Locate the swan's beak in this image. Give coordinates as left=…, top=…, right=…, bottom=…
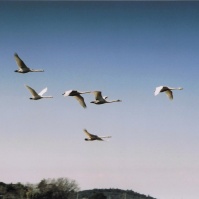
left=62, top=93, right=65, bottom=95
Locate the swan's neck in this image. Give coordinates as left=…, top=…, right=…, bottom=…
left=42, top=96, right=53, bottom=98
left=30, top=69, right=44, bottom=72
left=107, top=99, right=121, bottom=103
left=80, top=91, right=91, bottom=94
left=169, top=87, right=183, bottom=90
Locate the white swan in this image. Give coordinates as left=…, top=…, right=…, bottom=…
left=83, top=129, right=111, bottom=141
left=154, top=86, right=183, bottom=100
left=90, top=91, right=122, bottom=105
left=14, top=53, right=44, bottom=73
left=62, top=90, right=91, bottom=108
left=25, top=85, right=53, bottom=100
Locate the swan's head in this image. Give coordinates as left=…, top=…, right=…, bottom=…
left=85, top=138, right=89, bottom=141
left=179, top=87, right=183, bottom=90
left=29, top=98, right=33, bottom=100
left=14, top=70, right=18, bottom=72
left=90, top=101, right=95, bottom=104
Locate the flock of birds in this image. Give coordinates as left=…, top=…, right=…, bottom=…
left=14, top=53, right=183, bottom=141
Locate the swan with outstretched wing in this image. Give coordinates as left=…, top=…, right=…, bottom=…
left=25, top=85, right=53, bottom=100
left=62, top=90, right=91, bottom=108
left=83, top=129, right=111, bottom=141
left=90, top=91, right=121, bottom=105
left=154, top=86, right=183, bottom=100
left=14, top=53, right=44, bottom=73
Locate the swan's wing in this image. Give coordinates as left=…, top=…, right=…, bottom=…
left=154, top=86, right=163, bottom=96
left=165, top=90, right=173, bottom=100
left=73, top=94, right=87, bottom=108
left=84, top=129, right=94, bottom=139
left=93, top=91, right=104, bottom=101
left=25, top=85, right=39, bottom=97
left=14, top=53, right=29, bottom=70
left=63, top=90, right=73, bottom=96
left=39, top=87, right=47, bottom=96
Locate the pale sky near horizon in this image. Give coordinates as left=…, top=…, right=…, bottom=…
left=1, top=1, right=199, bottom=199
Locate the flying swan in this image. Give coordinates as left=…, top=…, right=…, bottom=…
left=62, top=90, right=91, bottom=108
left=14, top=53, right=44, bottom=73
left=154, top=86, right=183, bottom=100
left=25, top=85, right=53, bottom=100
left=90, top=91, right=122, bottom=105
left=83, top=129, right=112, bottom=141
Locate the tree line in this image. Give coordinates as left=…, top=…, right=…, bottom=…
left=0, top=178, right=157, bottom=199
left=0, top=178, right=79, bottom=199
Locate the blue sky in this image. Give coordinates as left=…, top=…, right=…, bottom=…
left=1, top=2, right=199, bottom=199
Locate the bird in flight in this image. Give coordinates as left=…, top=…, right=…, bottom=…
left=83, top=129, right=112, bottom=141
left=90, top=91, right=122, bottom=105
left=62, top=90, right=91, bottom=108
left=154, top=86, right=183, bottom=100
left=25, top=85, right=53, bottom=100
left=14, top=53, right=44, bottom=73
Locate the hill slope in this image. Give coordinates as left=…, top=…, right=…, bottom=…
left=79, top=188, right=157, bottom=199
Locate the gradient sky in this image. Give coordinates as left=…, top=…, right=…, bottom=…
left=1, top=1, right=199, bottom=199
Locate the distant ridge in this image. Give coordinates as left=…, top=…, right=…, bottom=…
left=79, top=188, right=157, bottom=199
left=0, top=182, right=157, bottom=199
